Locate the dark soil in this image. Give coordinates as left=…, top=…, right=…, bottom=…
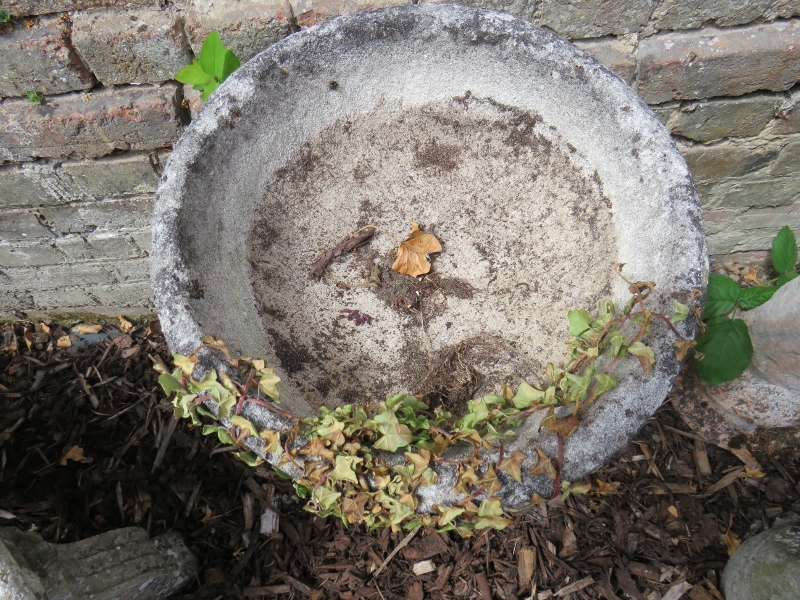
left=1, top=319, right=798, bottom=600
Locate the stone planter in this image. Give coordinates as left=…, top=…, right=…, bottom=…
left=152, top=4, right=706, bottom=504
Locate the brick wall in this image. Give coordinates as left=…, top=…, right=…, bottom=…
left=1, top=0, right=799, bottom=319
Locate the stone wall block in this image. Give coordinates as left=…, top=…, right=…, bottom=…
left=71, top=8, right=192, bottom=85
left=90, top=281, right=153, bottom=306
left=771, top=139, right=800, bottom=175
left=537, top=0, right=654, bottom=39
left=56, top=153, right=160, bottom=201
left=705, top=204, right=800, bottom=254
left=0, top=84, right=185, bottom=162
left=37, top=197, right=154, bottom=236
left=664, top=94, right=780, bottom=142
left=130, top=230, right=152, bottom=254
left=703, top=175, right=800, bottom=210
left=0, top=14, right=96, bottom=97
left=768, top=86, right=800, bottom=134
left=681, top=143, right=781, bottom=182
left=574, top=36, right=637, bottom=83
left=183, top=0, right=294, bottom=64
left=0, top=241, right=66, bottom=267
left=0, top=163, right=65, bottom=209
left=55, top=232, right=143, bottom=261
left=637, top=20, right=800, bottom=104
left=2, top=262, right=115, bottom=291
left=110, top=257, right=150, bottom=283
left=651, top=0, right=800, bottom=32
left=0, top=211, right=55, bottom=241
left=5, top=1, right=159, bottom=17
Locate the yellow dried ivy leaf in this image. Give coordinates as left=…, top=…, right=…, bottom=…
left=391, top=221, right=442, bottom=278
left=498, top=450, right=527, bottom=483
left=528, top=446, right=557, bottom=479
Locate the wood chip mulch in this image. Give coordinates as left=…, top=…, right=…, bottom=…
left=1, top=320, right=798, bottom=600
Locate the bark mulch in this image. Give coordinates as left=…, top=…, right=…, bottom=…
left=1, top=320, right=798, bottom=600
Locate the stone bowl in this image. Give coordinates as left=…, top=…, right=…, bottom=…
left=152, top=4, right=707, bottom=502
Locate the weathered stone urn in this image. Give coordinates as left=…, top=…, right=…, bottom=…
left=152, top=4, right=707, bottom=504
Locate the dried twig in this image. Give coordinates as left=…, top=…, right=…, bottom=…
left=373, top=525, right=421, bottom=578
left=309, top=227, right=376, bottom=278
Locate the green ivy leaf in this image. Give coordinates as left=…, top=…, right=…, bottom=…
left=371, top=403, right=413, bottom=452
left=328, top=455, right=361, bottom=484
left=233, top=451, right=263, bottom=467
left=592, top=373, right=617, bottom=397
left=738, top=286, right=778, bottom=310
left=703, top=274, right=740, bottom=319
left=567, top=308, right=592, bottom=337
left=771, top=226, right=798, bottom=276
left=669, top=300, right=689, bottom=323
left=158, top=370, right=185, bottom=396
left=511, top=381, right=545, bottom=409
left=312, top=486, right=341, bottom=511
left=691, top=316, right=753, bottom=387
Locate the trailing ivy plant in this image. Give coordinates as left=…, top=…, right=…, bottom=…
left=176, top=31, right=240, bottom=101
left=692, top=226, right=798, bottom=387
left=155, top=271, right=693, bottom=536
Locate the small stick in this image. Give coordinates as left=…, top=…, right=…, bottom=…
left=373, top=525, right=421, bottom=578
left=242, top=396, right=296, bottom=419
left=457, top=485, right=486, bottom=506
left=309, top=227, right=377, bottom=278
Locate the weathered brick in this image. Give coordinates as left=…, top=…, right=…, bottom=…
left=574, top=36, right=637, bottom=83
left=0, top=163, right=64, bottom=208
left=637, top=20, right=800, bottom=104
left=110, top=257, right=150, bottom=282
left=705, top=204, right=800, bottom=254
left=72, top=8, right=192, bottom=85
left=664, top=94, right=780, bottom=142
left=0, top=84, right=185, bottom=162
left=772, top=139, right=800, bottom=176
left=183, top=0, right=293, bottom=63
left=37, top=197, right=154, bottom=236
left=0, top=210, right=54, bottom=240
left=2, top=261, right=115, bottom=291
left=31, top=286, right=98, bottom=309
left=4, top=0, right=158, bottom=17
left=91, top=281, right=153, bottom=306
left=0, top=241, right=66, bottom=267
left=537, top=0, right=654, bottom=39
left=55, top=232, right=143, bottom=261
left=703, top=174, right=800, bottom=209
left=56, top=153, right=160, bottom=200
left=0, top=14, right=95, bottom=97
left=680, top=143, right=780, bottom=182
left=651, top=0, right=800, bottom=31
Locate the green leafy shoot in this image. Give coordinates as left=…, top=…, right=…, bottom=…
left=691, top=317, right=753, bottom=387
left=176, top=31, right=240, bottom=101
left=0, top=10, right=11, bottom=22
left=772, top=226, right=799, bottom=286
left=26, top=90, right=44, bottom=105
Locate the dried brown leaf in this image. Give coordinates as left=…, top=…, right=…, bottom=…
left=497, top=450, right=527, bottom=482
left=742, top=264, right=761, bottom=285
left=60, top=445, right=85, bottom=465
left=56, top=335, right=72, bottom=349
left=391, top=221, right=442, bottom=278
left=117, top=315, right=133, bottom=333
left=529, top=446, right=557, bottom=479
left=76, top=323, right=102, bottom=334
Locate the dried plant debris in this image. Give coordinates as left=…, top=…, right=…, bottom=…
left=1, top=321, right=798, bottom=599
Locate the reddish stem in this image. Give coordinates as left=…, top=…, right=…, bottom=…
left=551, top=434, right=564, bottom=500
left=457, top=486, right=486, bottom=506
left=242, top=396, right=296, bottom=419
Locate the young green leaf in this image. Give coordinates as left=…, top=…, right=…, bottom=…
left=511, top=381, right=545, bottom=409
left=0, top=10, right=11, bottom=22
left=737, top=286, right=778, bottom=310
left=567, top=308, right=592, bottom=337
left=26, top=90, right=44, bottom=105
left=175, top=61, right=213, bottom=86
left=199, top=31, right=224, bottom=76
left=669, top=300, right=689, bottom=323
left=771, top=226, right=798, bottom=276
left=592, top=373, right=617, bottom=397
left=627, top=342, right=655, bottom=375
left=777, top=272, right=798, bottom=287
left=691, top=316, right=753, bottom=387
left=702, top=274, right=740, bottom=319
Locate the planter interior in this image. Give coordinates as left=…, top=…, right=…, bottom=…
left=153, top=4, right=707, bottom=499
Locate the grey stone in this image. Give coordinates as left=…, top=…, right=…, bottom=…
left=0, top=242, right=65, bottom=267
left=3, top=262, right=115, bottom=291
left=637, top=21, right=800, bottom=104
left=4, top=0, right=158, bottom=17
left=0, top=211, right=53, bottom=241
left=652, top=0, right=800, bottom=31
left=0, top=15, right=95, bottom=97
left=56, top=153, right=161, bottom=200
left=0, top=164, right=63, bottom=209
left=722, top=525, right=800, bottom=600
left=0, top=84, right=185, bottom=162
left=537, top=0, right=655, bottom=39
left=31, top=286, right=99, bottom=309
left=768, top=85, right=800, bottom=134
left=153, top=5, right=706, bottom=506
left=0, top=526, right=196, bottom=600
left=680, top=143, right=780, bottom=182
left=112, top=257, right=150, bottom=283
left=71, top=8, right=192, bottom=85
left=37, top=197, right=154, bottom=235
left=703, top=175, right=800, bottom=209
left=574, top=36, right=637, bottom=83
left=665, top=94, right=779, bottom=142
left=704, top=205, right=800, bottom=254
left=130, top=229, right=152, bottom=255
left=91, top=281, right=154, bottom=306
left=772, top=140, right=800, bottom=176
left=55, top=233, right=142, bottom=261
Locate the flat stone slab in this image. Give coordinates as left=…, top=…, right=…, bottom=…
left=152, top=4, right=706, bottom=500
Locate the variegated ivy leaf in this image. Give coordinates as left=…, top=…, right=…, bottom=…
left=256, top=367, right=280, bottom=401
left=593, top=373, right=617, bottom=397
left=567, top=308, right=592, bottom=337
left=370, top=403, right=413, bottom=452
left=316, top=419, right=346, bottom=446
left=609, top=331, right=627, bottom=357
left=258, top=429, right=282, bottom=454
left=230, top=414, right=256, bottom=438
left=473, top=498, right=510, bottom=530
left=511, top=381, right=545, bottom=409
left=233, top=451, right=263, bottom=467
left=627, top=341, right=656, bottom=375
left=173, top=353, right=199, bottom=377
left=312, top=486, right=341, bottom=511
left=434, top=505, right=465, bottom=527
left=565, top=365, right=594, bottom=404
left=328, top=455, right=361, bottom=484
left=670, top=300, right=690, bottom=323
left=158, top=370, right=185, bottom=396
